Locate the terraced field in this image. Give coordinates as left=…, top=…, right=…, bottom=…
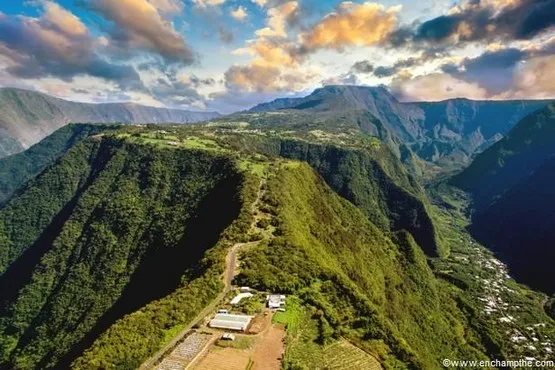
left=323, top=340, right=382, bottom=370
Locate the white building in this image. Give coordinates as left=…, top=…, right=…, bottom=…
left=209, top=313, right=253, bottom=331
left=267, top=294, right=286, bottom=309
left=230, top=292, right=254, bottom=305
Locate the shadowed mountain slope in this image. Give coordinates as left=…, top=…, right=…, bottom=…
left=452, top=103, right=555, bottom=293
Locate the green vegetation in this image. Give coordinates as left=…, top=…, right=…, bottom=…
left=0, top=136, right=257, bottom=369
left=236, top=164, right=491, bottom=369
left=273, top=296, right=302, bottom=333
left=216, top=336, right=254, bottom=350
left=0, top=124, right=114, bottom=203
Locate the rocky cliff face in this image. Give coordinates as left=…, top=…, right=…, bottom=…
left=0, top=88, right=220, bottom=158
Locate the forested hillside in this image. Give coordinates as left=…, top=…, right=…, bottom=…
left=235, top=164, right=490, bottom=369
left=0, top=124, right=115, bottom=203
left=0, top=136, right=248, bottom=368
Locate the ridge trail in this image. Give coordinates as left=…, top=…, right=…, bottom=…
left=140, top=175, right=267, bottom=369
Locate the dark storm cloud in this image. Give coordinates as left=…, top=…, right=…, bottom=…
left=391, top=0, right=555, bottom=48
left=464, top=48, right=526, bottom=71
left=351, top=60, right=374, bottom=74
left=350, top=57, right=420, bottom=78
left=506, top=0, right=555, bottom=39
left=415, top=15, right=462, bottom=42
left=440, top=47, right=529, bottom=94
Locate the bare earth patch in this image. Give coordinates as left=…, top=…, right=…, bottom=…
left=251, top=324, right=285, bottom=370
left=193, top=347, right=250, bottom=370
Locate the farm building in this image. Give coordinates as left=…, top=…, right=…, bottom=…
left=267, top=294, right=286, bottom=309
left=230, top=292, right=254, bottom=305
left=209, top=313, right=253, bottom=331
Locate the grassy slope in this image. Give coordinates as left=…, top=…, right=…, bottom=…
left=0, top=137, right=250, bottom=369
left=236, top=164, right=488, bottom=369
left=220, top=133, right=444, bottom=256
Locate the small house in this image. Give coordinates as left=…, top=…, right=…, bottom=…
left=267, top=294, right=286, bottom=309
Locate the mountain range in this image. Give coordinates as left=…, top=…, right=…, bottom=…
left=251, top=85, right=550, bottom=167
left=0, top=88, right=220, bottom=159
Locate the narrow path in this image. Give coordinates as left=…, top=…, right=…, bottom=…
left=140, top=176, right=266, bottom=369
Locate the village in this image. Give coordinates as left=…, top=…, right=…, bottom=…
left=447, top=240, right=554, bottom=362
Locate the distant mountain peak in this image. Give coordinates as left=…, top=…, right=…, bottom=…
left=249, top=84, right=398, bottom=113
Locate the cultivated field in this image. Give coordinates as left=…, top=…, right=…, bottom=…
left=156, top=332, right=213, bottom=370
left=323, top=340, right=382, bottom=370
left=193, top=347, right=251, bottom=370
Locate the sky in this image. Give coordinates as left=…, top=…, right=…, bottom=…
left=0, top=0, right=553, bottom=113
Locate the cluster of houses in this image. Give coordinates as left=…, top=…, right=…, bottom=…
left=460, top=245, right=554, bottom=359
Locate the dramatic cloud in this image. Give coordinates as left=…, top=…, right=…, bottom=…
left=392, top=73, right=489, bottom=101
left=0, top=2, right=142, bottom=89
left=299, top=2, right=401, bottom=50
left=234, top=39, right=299, bottom=68
left=86, top=0, right=195, bottom=63
left=441, top=48, right=526, bottom=93
left=230, top=6, right=248, bottom=21
left=351, top=60, right=374, bottom=74
left=351, top=57, right=420, bottom=78
left=149, top=0, right=184, bottom=14
left=224, top=1, right=308, bottom=92
left=411, top=0, right=555, bottom=46
left=224, top=64, right=317, bottom=92
left=255, top=1, right=298, bottom=38
left=498, top=55, right=555, bottom=99
left=1, top=0, right=554, bottom=110
left=321, top=72, right=359, bottom=86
